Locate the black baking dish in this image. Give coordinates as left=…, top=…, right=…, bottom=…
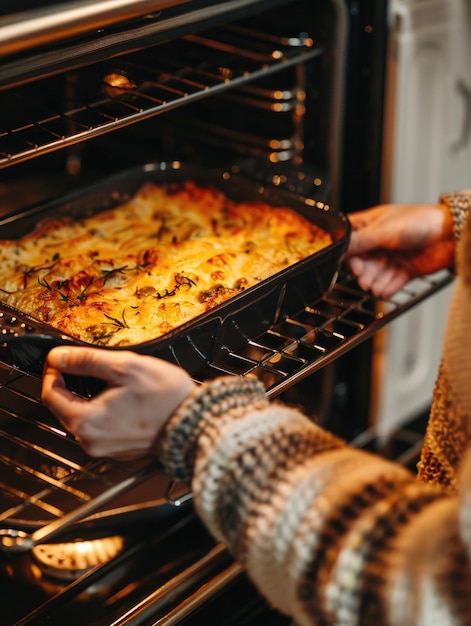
left=0, top=161, right=350, bottom=388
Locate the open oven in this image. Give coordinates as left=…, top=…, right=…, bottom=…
left=0, top=1, right=453, bottom=624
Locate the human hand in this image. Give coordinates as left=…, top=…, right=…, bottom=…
left=41, top=347, right=196, bottom=460
left=344, top=203, right=455, bottom=297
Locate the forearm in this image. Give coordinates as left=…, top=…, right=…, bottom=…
left=156, top=377, right=471, bottom=625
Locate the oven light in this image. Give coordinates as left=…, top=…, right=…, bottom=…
left=103, top=72, right=136, bottom=98
left=32, top=535, right=125, bottom=581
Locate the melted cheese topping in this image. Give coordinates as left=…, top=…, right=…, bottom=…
left=0, top=181, right=332, bottom=346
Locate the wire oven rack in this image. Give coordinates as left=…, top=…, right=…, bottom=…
left=0, top=22, right=320, bottom=169
left=188, top=268, right=454, bottom=398
left=0, top=267, right=453, bottom=551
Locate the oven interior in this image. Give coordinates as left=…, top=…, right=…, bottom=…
left=0, top=1, right=453, bottom=624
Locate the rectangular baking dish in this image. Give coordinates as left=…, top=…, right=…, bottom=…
left=0, top=161, right=350, bottom=388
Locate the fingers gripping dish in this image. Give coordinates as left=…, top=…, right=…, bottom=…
left=0, top=179, right=333, bottom=346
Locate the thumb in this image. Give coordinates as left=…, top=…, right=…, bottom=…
left=46, top=346, right=120, bottom=383
left=346, top=226, right=382, bottom=258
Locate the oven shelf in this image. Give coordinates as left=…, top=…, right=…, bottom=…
left=0, top=24, right=321, bottom=170
left=0, top=268, right=453, bottom=551
left=188, top=268, right=455, bottom=396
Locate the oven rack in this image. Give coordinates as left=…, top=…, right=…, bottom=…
left=188, top=268, right=454, bottom=398
left=0, top=268, right=453, bottom=551
left=0, top=23, right=320, bottom=170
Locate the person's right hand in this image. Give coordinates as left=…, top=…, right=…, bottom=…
left=41, top=346, right=196, bottom=461
left=344, top=202, right=455, bottom=297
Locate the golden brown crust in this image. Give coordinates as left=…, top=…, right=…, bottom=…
left=0, top=181, right=332, bottom=346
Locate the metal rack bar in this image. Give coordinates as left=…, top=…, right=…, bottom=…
left=110, top=544, right=241, bottom=626
left=0, top=27, right=321, bottom=169
left=198, top=269, right=455, bottom=397
left=0, top=370, right=165, bottom=549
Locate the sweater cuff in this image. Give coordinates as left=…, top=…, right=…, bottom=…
left=154, top=375, right=268, bottom=484
left=440, top=189, right=471, bottom=243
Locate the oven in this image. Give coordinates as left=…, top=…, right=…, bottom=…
left=0, top=1, right=453, bottom=624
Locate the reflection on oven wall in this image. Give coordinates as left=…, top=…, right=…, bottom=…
left=370, top=0, right=471, bottom=438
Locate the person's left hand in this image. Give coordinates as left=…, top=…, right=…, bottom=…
left=344, top=202, right=455, bottom=297
left=41, top=347, right=196, bottom=460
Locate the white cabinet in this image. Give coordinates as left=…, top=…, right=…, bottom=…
left=371, top=0, right=471, bottom=437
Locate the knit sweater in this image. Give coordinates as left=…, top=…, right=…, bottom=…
left=417, top=190, right=471, bottom=491
left=156, top=191, right=471, bottom=626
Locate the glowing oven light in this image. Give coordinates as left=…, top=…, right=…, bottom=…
left=32, top=536, right=125, bottom=582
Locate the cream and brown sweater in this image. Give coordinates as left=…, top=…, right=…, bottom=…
left=417, top=190, right=471, bottom=492
left=157, top=191, right=471, bottom=626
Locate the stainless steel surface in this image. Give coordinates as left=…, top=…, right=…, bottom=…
left=0, top=0, right=190, bottom=56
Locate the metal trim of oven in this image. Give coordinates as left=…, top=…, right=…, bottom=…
left=0, top=0, right=302, bottom=89
left=0, top=0, right=191, bottom=57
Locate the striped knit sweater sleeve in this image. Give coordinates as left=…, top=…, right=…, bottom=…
left=417, top=189, right=471, bottom=491
left=156, top=192, right=471, bottom=626
left=157, top=392, right=471, bottom=624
